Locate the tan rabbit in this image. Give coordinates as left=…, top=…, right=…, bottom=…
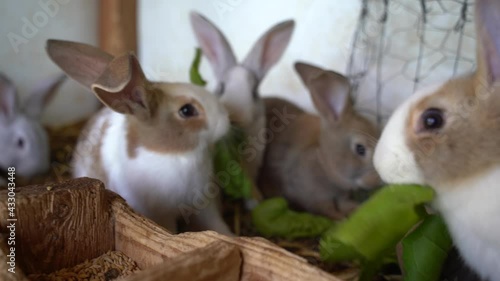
left=374, top=0, right=500, bottom=279
left=190, top=12, right=295, bottom=190
left=46, top=40, right=232, bottom=235
left=258, top=62, right=382, bottom=220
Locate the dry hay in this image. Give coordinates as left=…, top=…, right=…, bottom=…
left=28, top=250, right=141, bottom=281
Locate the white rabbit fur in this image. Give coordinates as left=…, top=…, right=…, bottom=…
left=0, top=73, right=64, bottom=179
left=46, top=40, right=231, bottom=235
left=374, top=0, right=500, bottom=279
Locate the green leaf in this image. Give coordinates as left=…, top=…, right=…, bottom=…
left=190, top=48, right=207, bottom=86
left=359, top=259, right=386, bottom=281
left=213, top=129, right=252, bottom=200
left=252, top=197, right=336, bottom=239
left=320, top=184, right=435, bottom=262
left=402, top=215, right=452, bottom=281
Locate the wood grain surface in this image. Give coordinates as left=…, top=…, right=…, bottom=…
left=0, top=178, right=114, bottom=275
left=0, top=177, right=340, bottom=281
left=99, top=0, right=137, bottom=56
left=122, top=241, right=241, bottom=281
left=111, top=194, right=340, bottom=281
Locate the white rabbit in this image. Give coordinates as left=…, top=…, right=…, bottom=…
left=46, top=40, right=232, bottom=235
left=190, top=12, right=295, bottom=189
left=374, top=0, right=500, bottom=279
left=0, top=72, right=64, bottom=181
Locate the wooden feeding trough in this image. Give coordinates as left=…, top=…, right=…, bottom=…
left=0, top=178, right=340, bottom=281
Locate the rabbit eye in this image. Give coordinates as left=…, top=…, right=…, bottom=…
left=179, top=103, right=199, bottom=119
left=252, top=83, right=259, bottom=100
left=17, top=138, right=24, bottom=149
left=216, top=83, right=225, bottom=96
left=355, top=143, right=366, bottom=157
left=421, top=108, right=444, bottom=130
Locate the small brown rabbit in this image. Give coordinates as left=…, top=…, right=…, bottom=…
left=258, top=62, right=382, bottom=219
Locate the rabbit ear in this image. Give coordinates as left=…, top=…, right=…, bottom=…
left=296, top=63, right=351, bottom=122
left=294, top=62, right=324, bottom=84
left=23, top=74, right=65, bottom=118
left=91, top=53, right=153, bottom=120
left=475, top=0, right=500, bottom=84
left=0, top=73, right=18, bottom=120
left=190, top=12, right=237, bottom=80
left=243, top=20, right=295, bottom=81
left=46, top=39, right=114, bottom=89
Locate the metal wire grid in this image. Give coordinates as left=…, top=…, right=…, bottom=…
left=347, top=0, right=476, bottom=125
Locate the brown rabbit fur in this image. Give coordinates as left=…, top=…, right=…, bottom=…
left=258, top=62, right=382, bottom=219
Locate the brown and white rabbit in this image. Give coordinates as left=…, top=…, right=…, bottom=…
left=258, top=62, right=382, bottom=220
left=190, top=12, right=295, bottom=187
left=373, top=0, right=500, bottom=279
left=0, top=73, right=64, bottom=183
left=46, top=40, right=232, bottom=235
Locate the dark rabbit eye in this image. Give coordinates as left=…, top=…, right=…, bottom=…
left=179, top=103, right=198, bottom=119
left=17, top=137, right=24, bottom=149
left=355, top=144, right=366, bottom=156
left=421, top=108, right=444, bottom=130
left=216, top=83, right=225, bottom=96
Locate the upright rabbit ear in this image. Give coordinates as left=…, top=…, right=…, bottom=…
left=475, top=0, right=500, bottom=84
left=46, top=39, right=114, bottom=89
left=243, top=20, right=295, bottom=81
left=190, top=12, right=237, bottom=80
left=296, top=62, right=351, bottom=122
left=91, top=53, right=153, bottom=120
left=0, top=73, right=18, bottom=121
left=23, top=74, right=65, bottom=118
left=295, top=62, right=324, bottom=84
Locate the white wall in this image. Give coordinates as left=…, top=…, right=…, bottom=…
left=139, top=0, right=361, bottom=113
left=0, top=1, right=476, bottom=127
left=139, top=0, right=477, bottom=123
left=0, top=0, right=99, bottom=127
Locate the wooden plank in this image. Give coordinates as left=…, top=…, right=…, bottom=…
left=121, top=241, right=241, bottom=281
left=111, top=196, right=340, bottom=281
left=99, top=0, right=137, bottom=55
left=0, top=178, right=114, bottom=274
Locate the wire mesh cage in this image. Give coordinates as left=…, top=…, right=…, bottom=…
left=347, top=0, right=476, bottom=125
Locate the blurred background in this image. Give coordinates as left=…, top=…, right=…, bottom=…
left=0, top=0, right=476, bottom=127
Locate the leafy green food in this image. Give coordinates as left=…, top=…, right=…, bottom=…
left=190, top=48, right=207, bottom=86
left=190, top=48, right=252, bottom=200
left=320, top=185, right=435, bottom=262
left=401, top=215, right=452, bottom=281
left=213, top=129, right=253, bottom=200
left=252, top=197, right=335, bottom=239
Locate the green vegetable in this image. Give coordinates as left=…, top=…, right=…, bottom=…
left=213, top=129, right=253, bottom=200
left=402, top=215, right=452, bottom=281
left=252, top=197, right=335, bottom=239
left=320, top=185, right=435, bottom=262
left=190, top=48, right=207, bottom=86
left=189, top=47, right=252, bottom=200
